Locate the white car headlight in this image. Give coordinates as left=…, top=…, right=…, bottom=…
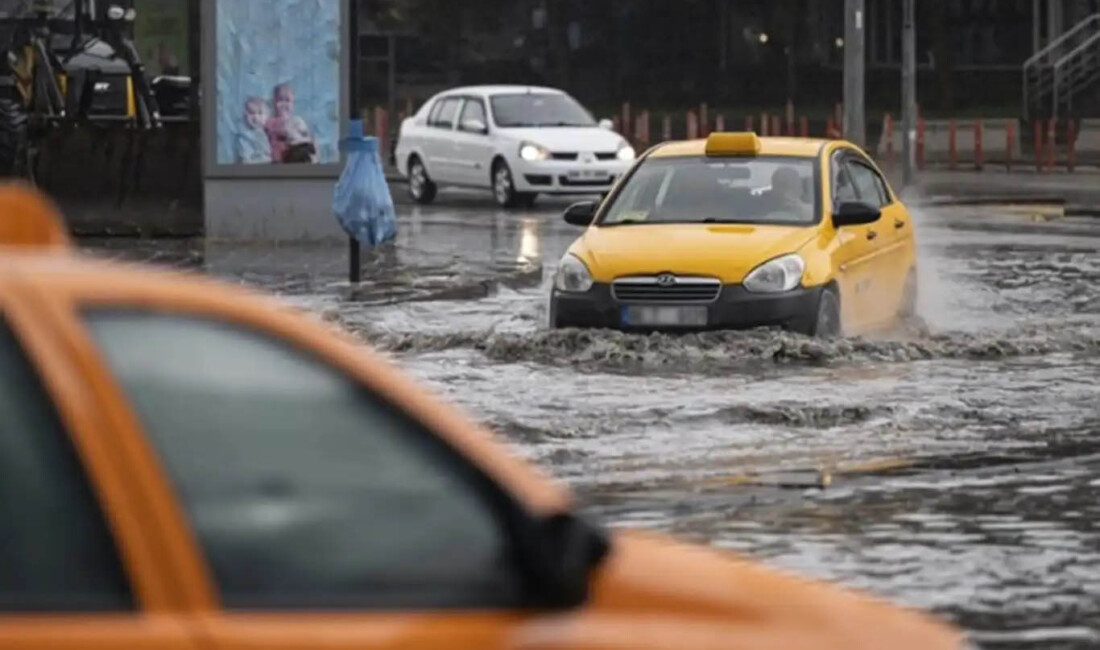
left=743, top=254, right=805, bottom=293
left=519, top=142, right=550, bottom=162
left=554, top=254, right=594, bottom=293
left=616, top=143, right=636, bottom=161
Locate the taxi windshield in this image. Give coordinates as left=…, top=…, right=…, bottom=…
left=600, top=156, right=818, bottom=226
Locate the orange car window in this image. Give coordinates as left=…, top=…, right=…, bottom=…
left=83, top=310, right=529, bottom=611
left=0, top=317, right=133, bottom=612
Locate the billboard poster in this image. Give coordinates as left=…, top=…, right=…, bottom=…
left=214, top=0, right=341, bottom=166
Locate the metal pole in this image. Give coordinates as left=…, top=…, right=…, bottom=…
left=843, top=0, right=866, bottom=147
left=901, top=0, right=917, bottom=188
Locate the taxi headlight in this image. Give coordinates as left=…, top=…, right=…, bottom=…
left=519, top=142, right=550, bottom=162
left=554, top=254, right=593, bottom=293
left=616, top=143, right=636, bottom=161
left=743, top=254, right=805, bottom=293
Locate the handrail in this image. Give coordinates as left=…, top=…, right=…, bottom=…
left=1024, top=13, right=1100, bottom=70
left=1054, top=30, right=1100, bottom=70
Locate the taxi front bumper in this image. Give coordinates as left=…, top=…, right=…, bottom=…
left=550, top=283, right=824, bottom=332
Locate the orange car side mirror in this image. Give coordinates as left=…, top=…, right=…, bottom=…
left=0, top=182, right=72, bottom=250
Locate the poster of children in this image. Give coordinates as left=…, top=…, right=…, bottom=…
left=215, top=0, right=341, bottom=166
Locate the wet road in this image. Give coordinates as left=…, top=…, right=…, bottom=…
left=86, top=195, right=1100, bottom=648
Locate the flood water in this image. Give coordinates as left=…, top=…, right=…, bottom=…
left=85, top=197, right=1100, bottom=648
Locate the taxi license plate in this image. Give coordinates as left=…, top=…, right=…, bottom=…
left=568, top=169, right=609, bottom=180
left=622, top=306, right=708, bottom=327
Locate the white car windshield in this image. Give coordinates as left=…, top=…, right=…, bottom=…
left=490, top=93, right=596, bottom=128
left=600, top=156, right=818, bottom=226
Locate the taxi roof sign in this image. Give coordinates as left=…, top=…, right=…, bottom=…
left=0, top=183, right=72, bottom=251
left=705, top=132, right=761, bottom=157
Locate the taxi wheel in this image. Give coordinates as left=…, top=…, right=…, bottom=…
left=811, top=287, right=842, bottom=339
left=408, top=156, right=437, bottom=205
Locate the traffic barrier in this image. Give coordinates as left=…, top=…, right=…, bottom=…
left=1046, top=119, right=1055, bottom=170
left=1034, top=120, right=1044, bottom=172
left=700, top=103, right=709, bottom=137
left=877, top=118, right=1019, bottom=167
left=974, top=120, right=983, bottom=171
left=785, top=102, right=795, bottom=136
left=715, top=114, right=725, bottom=132
left=948, top=120, right=957, bottom=170
left=800, top=116, right=809, bottom=138
left=1075, top=118, right=1100, bottom=165
left=662, top=114, right=672, bottom=141
left=916, top=118, right=925, bottom=169
left=760, top=112, right=769, bottom=136
left=1067, top=119, right=1076, bottom=172
left=745, top=115, right=754, bottom=132
left=687, top=110, right=699, bottom=139
left=771, top=114, right=781, bottom=136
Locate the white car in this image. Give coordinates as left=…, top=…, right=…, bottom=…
left=394, top=85, right=636, bottom=208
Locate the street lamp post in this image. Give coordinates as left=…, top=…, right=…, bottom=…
left=843, top=0, right=865, bottom=147
left=901, top=0, right=916, bottom=188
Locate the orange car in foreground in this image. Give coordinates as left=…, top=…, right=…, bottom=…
left=0, top=185, right=964, bottom=650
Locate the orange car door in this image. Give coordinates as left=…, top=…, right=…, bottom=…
left=825, top=149, right=880, bottom=333
left=0, top=287, right=200, bottom=650
left=844, top=157, right=912, bottom=326
left=73, top=303, right=592, bottom=650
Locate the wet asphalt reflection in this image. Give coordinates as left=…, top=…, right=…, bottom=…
left=84, top=193, right=1100, bottom=648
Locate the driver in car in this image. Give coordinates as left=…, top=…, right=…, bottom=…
left=766, top=166, right=812, bottom=222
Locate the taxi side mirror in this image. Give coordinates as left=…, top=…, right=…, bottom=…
left=525, top=512, right=610, bottom=607
left=563, top=200, right=598, bottom=227
left=833, top=201, right=881, bottom=227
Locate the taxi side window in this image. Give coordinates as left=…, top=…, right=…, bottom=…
left=847, top=160, right=890, bottom=207
left=831, top=157, right=859, bottom=206
left=84, top=310, right=523, bottom=611
left=0, top=318, right=132, bottom=612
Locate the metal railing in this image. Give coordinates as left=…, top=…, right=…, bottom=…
left=1023, top=13, right=1100, bottom=119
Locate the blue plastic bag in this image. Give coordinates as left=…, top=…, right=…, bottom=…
left=334, top=121, right=397, bottom=246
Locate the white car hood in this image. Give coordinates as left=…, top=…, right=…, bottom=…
left=498, top=127, right=626, bottom=153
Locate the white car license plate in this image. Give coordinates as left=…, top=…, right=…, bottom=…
left=568, top=169, right=609, bottom=180
left=622, top=305, right=708, bottom=327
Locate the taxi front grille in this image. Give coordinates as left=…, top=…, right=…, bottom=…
left=611, top=276, right=721, bottom=303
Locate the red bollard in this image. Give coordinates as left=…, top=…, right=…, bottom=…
left=916, top=118, right=926, bottom=170
left=374, top=107, right=390, bottom=160
left=662, top=114, right=672, bottom=142
left=786, top=101, right=795, bottom=136
left=974, top=120, right=983, bottom=171
left=1034, top=120, right=1043, bottom=172
left=948, top=119, right=957, bottom=170
left=800, top=116, right=809, bottom=138
left=700, top=103, right=709, bottom=137
left=1067, top=119, right=1076, bottom=173
left=715, top=114, right=725, bottom=132
left=687, top=110, right=699, bottom=139
left=1006, top=121, right=1015, bottom=172
left=771, top=114, right=781, bottom=136
left=1047, top=119, right=1056, bottom=170
left=745, top=115, right=754, bottom=132
left=761, top=112, right=769, bottom=136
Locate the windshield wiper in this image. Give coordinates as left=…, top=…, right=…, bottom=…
left=701, top=218, right=746, bottom=224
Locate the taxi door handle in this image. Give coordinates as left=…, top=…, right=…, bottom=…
left=895, top=219, right=906, bottom=229
left=866, top=230, right=878, bottom=241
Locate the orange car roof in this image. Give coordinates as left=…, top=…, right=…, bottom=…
left=0, top=183, right=72, bottom=251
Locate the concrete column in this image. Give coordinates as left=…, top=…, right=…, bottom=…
left=843, top=0, right=866, bottom=147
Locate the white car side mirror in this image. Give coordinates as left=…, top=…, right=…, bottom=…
left=598, top=118, right=614, bottom=130
left=461, top=118, right=488, bottom=134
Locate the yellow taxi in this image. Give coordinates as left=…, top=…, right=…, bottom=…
left=0, top=185, right=962, bottom=649
left=550, top=133, right=917, bottom=337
